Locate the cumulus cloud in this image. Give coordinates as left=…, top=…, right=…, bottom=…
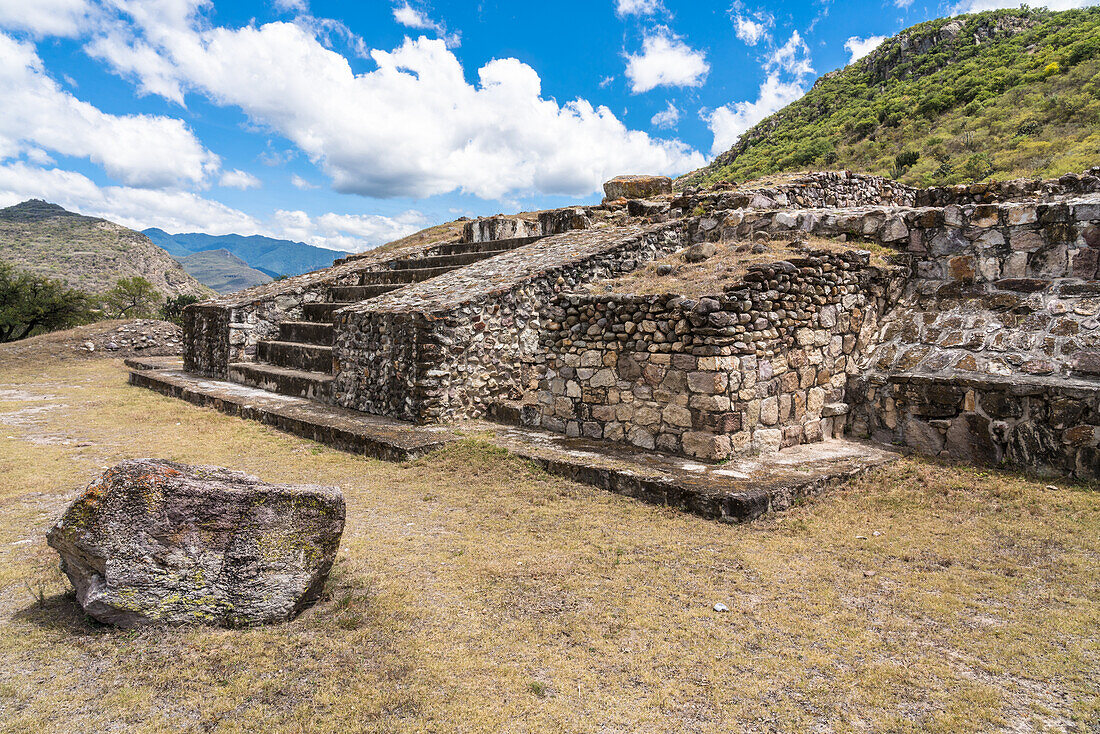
left=275, top=209, right=428, bottom=252
left=392, top=3, right=458, bottom=47
left=291, top=174, right=318, bottom=189
left=87, top=11, right=703, bottom=199
left=0, top=0, right=94, bottom=37
left=650, top=102, right=680, bottom=129
left=624, top=28, right=710, bottom=93
left=0, top=162, right=259, bottom=234
left=218, top=169, right=261, bottom=189
left=733, top=14, right=770, bottom=46
left=0, top=32, right=218, bottom=188
left=0, top=161, right=426, bottom=251
left=615, top=0, right=664, bottom=16
left=844, top=35, right=886, bottom=64
left=705, top=74, right=806, bottom=154
left=703, top=31, right=815, bottom=154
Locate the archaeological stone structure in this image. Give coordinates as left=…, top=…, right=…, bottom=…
left=178, top=168, right=1100, bottom=481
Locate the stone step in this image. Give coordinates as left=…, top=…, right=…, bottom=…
left=279, top=321, right=334, bottom=345
left=256, top=340, right=334, bottom=373
left=358, top=266, right=460, bottom=285
left=389, top=249, right=512, bottom=271
left=228, top=362, right=334, bottom=402
left=328, top=284, right=404, bottom=302
left=434, top=236, right=542, bottom=256
left=303, top=302, right=355, bottom=322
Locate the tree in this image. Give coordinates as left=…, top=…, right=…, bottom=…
left=161, top=294, right=202, bottom=325
left=0, top=262, right=95, bottom=342
left=102, top=276, right=160, bottom=319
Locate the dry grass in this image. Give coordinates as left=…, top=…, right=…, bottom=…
left=585, top=237, right=896, bottom=298
left=0, top=355, right=1096, bottom=733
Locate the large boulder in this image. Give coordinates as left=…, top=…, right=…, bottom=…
left=46, top=459, right=345, bottom=628
left=603, top=175, right=673, bottom=202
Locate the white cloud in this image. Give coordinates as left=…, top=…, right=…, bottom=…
left=615, top=0, right=664, bottom=16
left=895, top=0, right=914, bottom=8
left=0, top=162, right=258, bottom=234
left=0, top=161, right=427, bottom=251
left=0, top=0, right=93, bottom=37
left=0, top=32, right=218, bottom=188
left=88, top=14, right=704, bottom=200
left=705, top=73, right=806, bottom=154
left=291, top=174, right=318, bottom=189
left=277, top=210, right=428, bottom=252
left=952, top=0, right=1098, bottom=11
left=734, top=15, right=769, bottom=46
left=392, top=3, right=458, bottom=47
left=274, top=0, right=308, bottom=12
left=704, top=31, right=815, bottom=154
left=844, top=35, right=886, bottom=64
left=767, top=30, right=813, bottom=77
left=651, top=101, right=680, bottom=129
left=624, top=28, right=709, bottom=93
left=219, top=169, right=261, bottom=189
left=393, top=3, right=437, bottom=30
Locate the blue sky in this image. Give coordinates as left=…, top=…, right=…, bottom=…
left=0, top=0, right=1094, bottom=252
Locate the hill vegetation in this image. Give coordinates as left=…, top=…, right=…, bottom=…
left=681, top=7, right=1100, bottom=189
left=144, top=229, right=346, bottom=278
left=178, top=249, right=273, bottom=294
left=0, top=200, right=209, bottom=299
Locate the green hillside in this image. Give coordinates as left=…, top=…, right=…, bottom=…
left=178, top=249, right=273, bottom=294
left=681, top=7, right=1100, bottom=189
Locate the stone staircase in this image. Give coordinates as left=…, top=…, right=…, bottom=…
left=227, top=236, right=542, bottom=402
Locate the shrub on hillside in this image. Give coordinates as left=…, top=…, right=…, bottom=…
left=0, top=262, right=95, bottom=342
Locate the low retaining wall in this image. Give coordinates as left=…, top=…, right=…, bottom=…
left=849, top=371, right=1100, bottom=480
left=333, top=224, right=686, bottom=423
left=536, top=250, right=901, bottom=460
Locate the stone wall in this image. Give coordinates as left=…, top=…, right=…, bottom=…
left=332, top=225, right=685, bottom=423
left=676, top=171, right=919, bottom=214
left=849, top=372, right=1100, bottom=480
left=846, top=195, right=1100, bottom=478
left=182, top=238, right=451, bottom=377
left=861, top=197, right=1100, bottom=378
left=536, top=250, right=901, bottom=460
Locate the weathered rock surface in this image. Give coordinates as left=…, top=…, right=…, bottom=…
left=46, top=459, right=345, bottom=628
left=603, top=175, right=673, bottom=202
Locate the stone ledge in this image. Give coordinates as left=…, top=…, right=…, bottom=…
left=129, top=366, right=899, bottom=523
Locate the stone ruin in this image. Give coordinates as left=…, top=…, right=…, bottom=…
left=179, top=168, right=1100, bottom=480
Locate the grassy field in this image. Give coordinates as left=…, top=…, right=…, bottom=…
left=0, top=348, right=1096, bottom=732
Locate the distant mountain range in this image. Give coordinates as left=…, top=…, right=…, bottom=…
left=143, top=229, right=348, bottom=279
left=0, top=200, right=210, bottom=298
left=177, top=249, right=273, bottom=294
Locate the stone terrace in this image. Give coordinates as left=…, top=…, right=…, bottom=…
left=153, top=167, right=1100, bottom=505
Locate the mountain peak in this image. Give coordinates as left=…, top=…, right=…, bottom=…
left=0, top=200, right=85, bottom=223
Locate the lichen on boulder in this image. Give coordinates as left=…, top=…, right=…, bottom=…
left=46, top=459, right=345, bottom=628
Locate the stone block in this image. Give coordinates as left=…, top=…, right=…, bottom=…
left=681, top=431, right=732, bottom=461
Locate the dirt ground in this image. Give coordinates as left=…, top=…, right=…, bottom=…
left=0, top=345, right=1096, bottom=733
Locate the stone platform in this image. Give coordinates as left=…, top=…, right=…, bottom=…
left=127, top=359, right=898, bottom=523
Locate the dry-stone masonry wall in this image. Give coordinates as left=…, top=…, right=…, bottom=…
left=184, top=237, right=455, bottom=377
left=537, top=250, right=901, bottom=460
left=332, top=225, right=685, bottom=423
left=845, top=194, right=1100, bottom=478
left=849, top=372, right=1100, bottom=479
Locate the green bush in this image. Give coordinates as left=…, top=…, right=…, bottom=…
left=0, top=262, right=95, bottom=342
